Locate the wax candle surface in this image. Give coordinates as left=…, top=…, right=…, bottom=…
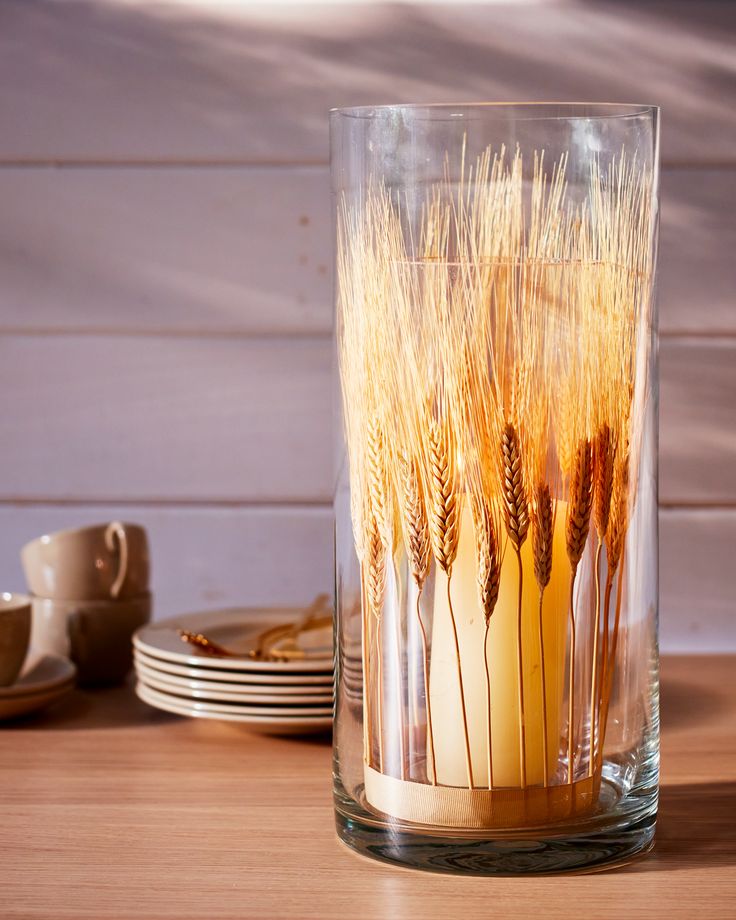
left=429, top=500, right=570, bottom=788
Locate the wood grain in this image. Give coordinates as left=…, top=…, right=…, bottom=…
left=0, top=655, right=733, bottom=919
left=0, top=504, right=332, bottom=619
left=659, top=170, right=736, bottom=335
left=0, top=167, right=732, bottom=336
left=660, top=509, right=736, bottom=653
left=0, top=1, right=733, bottom=163
left=660, top=339, right=736, bottom=505
left=0, top=334, right=332, bottom=503
left=0, top=167, right=331, bottom=335
left=0, top=335, right=732, bottom=506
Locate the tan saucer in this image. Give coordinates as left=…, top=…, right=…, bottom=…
left=0, top=652, right=76, bottom=721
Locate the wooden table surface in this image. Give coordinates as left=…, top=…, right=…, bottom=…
left=1, top=655, right=734, bottom=919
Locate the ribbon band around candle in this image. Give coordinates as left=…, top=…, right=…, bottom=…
left=364, top=765, right=597, bottom=829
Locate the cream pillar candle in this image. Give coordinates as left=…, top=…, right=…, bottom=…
left=429, top=498, right=570, bottom=788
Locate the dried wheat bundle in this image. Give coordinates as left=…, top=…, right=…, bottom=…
left=337, top=144, right=653, bottom=790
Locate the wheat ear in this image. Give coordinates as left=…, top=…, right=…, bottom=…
left=566, top=438, right=593, bottom=573
left=426, top=418, right=460, bottom=574
left=500, top=422, right=529, bottom=789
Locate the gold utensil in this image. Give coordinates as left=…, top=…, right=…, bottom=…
left=177, top=594, right=332, bottom=662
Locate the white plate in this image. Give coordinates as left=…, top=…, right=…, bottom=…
left=135, top=663, right=334, bottom=705
left=0, top=652, right=76, bottom=698
left=134, top=607, right=333, bottom=672
left=133, top=649, right=333, bottom=685
left=0, top=681, right=74, bottom=721
left=136, top=679, right=333, bottom=717
left=136, top=682, right=333, bottom=734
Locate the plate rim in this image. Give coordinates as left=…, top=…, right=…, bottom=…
left=133, top=648, right=333, bottom=685
left=135, top=664, right=334, bottom=705
left=133, top=607, right=333, bottom=672
left=136, top=679, right=333, bottom=717
left=136, top=682, right=333, bottom=729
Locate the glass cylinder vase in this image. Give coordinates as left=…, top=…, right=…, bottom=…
left=332, top=103, right=659, bottom=875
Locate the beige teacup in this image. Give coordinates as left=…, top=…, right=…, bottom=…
left=22, top=522, right=150, bottom=601
left=31, top=593, right=152, bottom=687
left=0, top=593, right=32, bottom=686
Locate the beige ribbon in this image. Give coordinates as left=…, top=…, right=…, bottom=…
left=364, top=764, right=597, bottom=829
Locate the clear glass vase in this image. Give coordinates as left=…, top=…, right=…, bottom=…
left=331, top=103, right=659, bottom=875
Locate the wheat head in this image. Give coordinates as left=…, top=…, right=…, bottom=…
left=532, top=481, right=554, bottom=590
left=566, top=437, right=594, bottom=571
left=426, top=416, right=460, bottom=575
left=593, top=422, right=615, bottom=541
left=398, top=452, right=432, bottom=589
left=500, top=422, right=529, bottom=553
left=471, top=494, right=502, bottom=624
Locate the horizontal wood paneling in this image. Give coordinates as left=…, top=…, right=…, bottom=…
left=0, top=335, right=333, bottom=502
left=0, top=167, right=731, bottom=336
left=660, top=339, right=736, bottom=505
left=0, top=505, right=333, bottom=619
left=660, top=509, right=736, bottom=653
left=0, top=1, right=733, bottom=163
left=0, top=335, right=732, bottom=505
left=659, top=170, right=736, bottom=334
left=0, top=504, right=730, bottom=651
left=0, top=168, right=331, bottom=335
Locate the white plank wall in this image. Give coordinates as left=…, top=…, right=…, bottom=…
left=0, top=0, right=734, bottom=651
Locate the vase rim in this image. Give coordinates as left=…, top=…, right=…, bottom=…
left=330, top=102, right=658, bottom=121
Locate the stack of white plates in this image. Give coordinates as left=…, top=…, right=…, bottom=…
left=133, top=608, right=333, bottom=735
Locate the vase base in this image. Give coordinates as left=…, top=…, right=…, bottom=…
left=335, top=804, right=656, bottom=876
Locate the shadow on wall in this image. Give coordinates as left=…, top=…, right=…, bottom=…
left=1, top=0, right=735, bottom=162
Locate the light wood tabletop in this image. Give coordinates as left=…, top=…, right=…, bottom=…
left=1, top=655, right=734, bottom=919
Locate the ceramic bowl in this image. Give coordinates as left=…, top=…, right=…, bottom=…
left=0, top=593, right=32, bottom=686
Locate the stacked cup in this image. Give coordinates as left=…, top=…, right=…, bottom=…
left=22, top=522, right=152, bottom=686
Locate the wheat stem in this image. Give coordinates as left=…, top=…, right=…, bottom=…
left=446, top=575, right=474, bottom=789
left=515, top=549, right=528, bottom=789
left=483, top=619, right=494, bottom=790
left=537, top=590, right=549, bottom=788
left=567, top=570, right=577, bottom=785
left=392, top=579, right=407, bottom=780
left=415, top=591, right=436, bottom=784
left=598, top=550, right=626, bottom=770
left=588, top=539, right=604, bottom=776
left=360, top=568, right=371, bottom=766
left=375, top=616, right=384, bottom=774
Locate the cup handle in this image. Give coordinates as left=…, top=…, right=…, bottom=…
left=105, top=522, right=128, bottom=599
